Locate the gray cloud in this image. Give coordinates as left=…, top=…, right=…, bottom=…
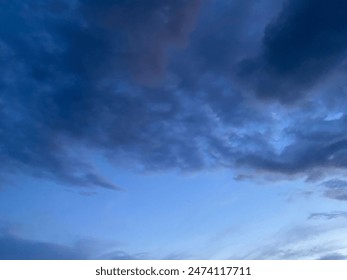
left=318, top=253, right=347, bottom=260
left=322, top=180, right=347, bottom=201
left=309, top=211, right=347, bottom=220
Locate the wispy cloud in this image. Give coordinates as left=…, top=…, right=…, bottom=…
left=321, top=179, right=347, bottom=201
left=240, top=224, right=347, bottom=260
left=308, top=211, right=347, bottom=220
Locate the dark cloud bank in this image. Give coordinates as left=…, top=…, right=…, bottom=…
left=2, top=0, right=347, bottom=190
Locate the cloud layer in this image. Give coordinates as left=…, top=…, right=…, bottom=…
left=2, top=0, right=347, bottom=189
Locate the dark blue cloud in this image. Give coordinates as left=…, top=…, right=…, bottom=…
left=3, top=0, right=347, bottom=190
left=79, top=0, right=203, bottom=86
left=238, top=0, right=347, bottom=102
left=234, top=112, right=347, bottom=180
left=0, top=0, right=207, bottom=189
left=1, top=0, right=268, bottom=186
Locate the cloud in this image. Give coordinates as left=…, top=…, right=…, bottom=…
left=241, top=225, right=347, bottom=260
left=318, top=253, right=347, bottom=260
left=308, top=211, right=347, bottom=220
left=322, top=180, right=347, bottom=201
left=98, top=250, right=147, bottom=260
left=3, top=0, right=347, bottom=190
left=0, top=232, right=84, bottom=260
left=232, top=111, right=347, bottom=180
left=163, top=252, right=192, bottom=260
left=79, top=0, right=203, bottom=86
left=1, top=0, right=268, bottom=188
left=0, top=230, right=144, bottom=260
left=0, top=228, right=183, bottom=260
left=240, top=226, right=322, bottom=260
left=238, top=0, right=347, bottom=102
left=0, top=0, right=205, bottom=189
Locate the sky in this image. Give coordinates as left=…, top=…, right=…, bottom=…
left=1, top=0, right=347, bottom=260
